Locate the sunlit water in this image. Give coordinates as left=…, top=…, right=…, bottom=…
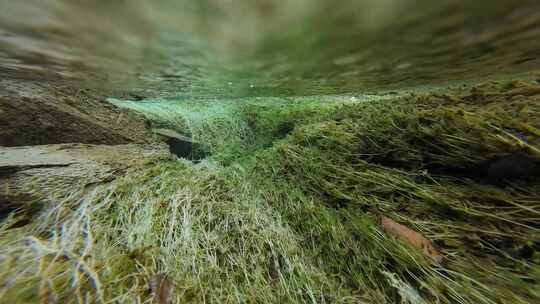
left=1, top=0, right=540, bottom=97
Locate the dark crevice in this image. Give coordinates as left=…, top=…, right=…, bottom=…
left=363, top=151, right=540, bottom=186
left=0, top=195, right=40, bottom=228
left=165, top=137, right=207, bottom=161
left=0, top=198, right=18, bottom=222
left=427, top=152, right=540, bottom=185
left=0, top=167, right=19, bottom=178
left=2, top=164, right=74, bottom=171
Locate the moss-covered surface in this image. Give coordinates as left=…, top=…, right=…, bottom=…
left=1, top=80, right=539, bottom=303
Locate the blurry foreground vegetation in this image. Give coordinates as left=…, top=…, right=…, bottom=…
left=1, top=80, right=540, bottom=303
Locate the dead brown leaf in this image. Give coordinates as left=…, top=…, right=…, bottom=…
left=378, top=215, right=442, bottom=263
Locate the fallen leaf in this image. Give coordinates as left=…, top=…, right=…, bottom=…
left=378, top=215, right=442, bottom=263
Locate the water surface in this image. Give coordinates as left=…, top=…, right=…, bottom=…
left=1, top=0, right=539, bottom=97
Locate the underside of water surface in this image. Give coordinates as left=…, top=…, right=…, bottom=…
left=0, top=1, right=540, bottom=303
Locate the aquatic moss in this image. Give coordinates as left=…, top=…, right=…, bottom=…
left=1, top=80, right=539, bottom=303
left=110, top=96, right=348, bottom=165
left=252, top=80, right=540, bottom=302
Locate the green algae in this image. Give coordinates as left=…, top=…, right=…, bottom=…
left=1, top=80, right=539, bottom=303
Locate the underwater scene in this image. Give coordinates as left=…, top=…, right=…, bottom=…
left=0, top=0, right=540, bottom=303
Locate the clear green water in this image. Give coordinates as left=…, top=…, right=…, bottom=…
left=1, top=0, right=540, bottom=97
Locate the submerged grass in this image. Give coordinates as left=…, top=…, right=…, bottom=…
left=1, top=80, right=539, bottom=303
left=108, top=96, right=354, bottom=165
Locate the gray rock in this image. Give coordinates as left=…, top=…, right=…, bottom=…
left=0, top=143, right=170, bottom=216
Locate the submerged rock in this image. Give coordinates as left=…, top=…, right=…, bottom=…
left=0, top=143, right=169, bottom=217
left=0, top=79, right=156, bottom=147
